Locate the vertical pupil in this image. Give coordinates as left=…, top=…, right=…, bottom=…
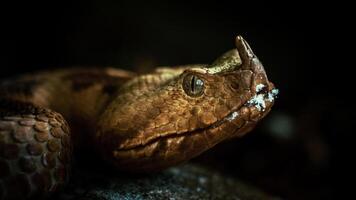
left=183, top=74, right=204, bottom=96
left=191, top=75, right=196, bottom=93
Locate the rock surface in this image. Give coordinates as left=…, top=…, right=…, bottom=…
left=53, top=163, right=278, bottom=200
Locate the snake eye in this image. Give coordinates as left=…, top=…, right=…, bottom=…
left=183, top=74, right=205, bottom=97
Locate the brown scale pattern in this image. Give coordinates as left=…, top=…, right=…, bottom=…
left=0, top=36, right=277, bottom=199
left=0, top=109, right=71, bottom=200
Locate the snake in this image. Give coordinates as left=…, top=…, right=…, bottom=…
left=0, top=36, right=278, bottom=200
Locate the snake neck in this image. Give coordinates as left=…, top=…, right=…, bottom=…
left=0, top=68, right=135, bottom=142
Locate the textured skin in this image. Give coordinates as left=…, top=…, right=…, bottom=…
left=0, top=100, right=71, bottom=199
left=0, top=36, right=276, bottom=199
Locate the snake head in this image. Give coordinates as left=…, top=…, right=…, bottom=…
left=97, top=36, right=278, bottom=171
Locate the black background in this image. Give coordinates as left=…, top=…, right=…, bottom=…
left=1, top=1, right=352, bottom=199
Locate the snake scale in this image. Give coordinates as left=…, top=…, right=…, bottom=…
left=0, top=36, right=278, bottom=200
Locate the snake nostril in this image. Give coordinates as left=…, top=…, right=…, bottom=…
left=255, top=83, right=268, bottom=95
left=257, top=87, right=268, bottom=95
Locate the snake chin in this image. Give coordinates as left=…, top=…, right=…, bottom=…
left=111, top=104, right=259, bottom=171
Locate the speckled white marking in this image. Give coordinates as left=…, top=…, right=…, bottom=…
left=267, top=88, right=279, bottom=102
left=226, top=111, right=239, bottom=121
left=247, top=94, right=266, bottom=111
left=247, top=88, right=279, bottom=111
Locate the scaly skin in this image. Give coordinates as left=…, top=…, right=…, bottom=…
left=0, top=36, right=277, bottom=199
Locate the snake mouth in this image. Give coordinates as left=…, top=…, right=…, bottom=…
left=115, top=84, right=278, bottom=154
left=112, top=86, right=277, bottom=172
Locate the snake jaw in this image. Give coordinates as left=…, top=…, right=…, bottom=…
left=110, top=86, right=278, bottom=172
left=110, top=92, right=274, bottom=172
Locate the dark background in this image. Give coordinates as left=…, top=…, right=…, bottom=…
left=1, top=1, right=352, bottom=199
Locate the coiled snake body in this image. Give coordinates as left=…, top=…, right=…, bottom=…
left=0, top=36, right=277, bottom=199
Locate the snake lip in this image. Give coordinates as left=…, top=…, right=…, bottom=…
left=115, top=86, right=277, bottom=153
left=114, top=111, right=243, bottom=152
left=115, top=105, right=249, bottom=153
